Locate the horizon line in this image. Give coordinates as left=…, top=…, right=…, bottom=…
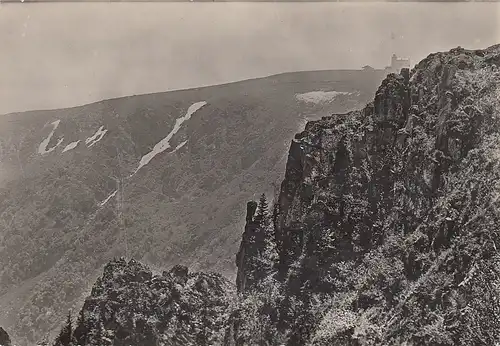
left=1, top=67, right=389, bottom=117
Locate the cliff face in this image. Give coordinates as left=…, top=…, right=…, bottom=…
left=232, top=44, right=500, bottom=345
left=235, top=201, right=258, bottom=293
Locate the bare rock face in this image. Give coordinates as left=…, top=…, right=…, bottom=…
left=235, top=201, right=260, bottom=293
left=232, top=44, right=500, bottom=346
left=0, top=327, right=11, bottom=346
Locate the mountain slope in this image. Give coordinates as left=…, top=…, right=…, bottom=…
left=0, top=69, right=386, bottom=344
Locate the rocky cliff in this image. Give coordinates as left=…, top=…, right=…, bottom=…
left=231, top=44, right=500, bottom=345
left=65, top=258, right=233, bottom=346
left=41, top=44, right=500, bottom=346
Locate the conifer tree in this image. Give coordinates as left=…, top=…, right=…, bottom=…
left=272, top=202, right=280, bottom=229
left=94, top=322, right=104, bottom=346
left=251, top=194, right=278, bottom=284
left=272, top=202, right=283, bottom=261
left=73, top=309, right=88, bottom=345
left=255, top=193, right=269, bottom=226
left=53, top=311, right=72, bottom=346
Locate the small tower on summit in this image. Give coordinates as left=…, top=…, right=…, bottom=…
left=387, top=54, right=411, bottom=73
left=391, top=54, right=398, bottom=68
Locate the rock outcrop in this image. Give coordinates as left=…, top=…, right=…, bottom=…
left=0, top=327, right=11, bottom=346
left=70, top=258, right=234, bottom=346
left=235, top=201, right=259, bottom=293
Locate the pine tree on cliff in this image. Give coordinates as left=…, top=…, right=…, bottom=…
left=53, top=311, right=72, bottom=346
left=255, top=193, right=270, bottom=226
left=272, top=202, right=279, bottom=230
left=94, top=322, right=104, bottom=345
left=72, top=309, right=88, bottom=345
left=254, top=194, right=278, bottom=279
left=255, top=193, right=273, bottom=249
left=272, top=201, right=283, bottom=260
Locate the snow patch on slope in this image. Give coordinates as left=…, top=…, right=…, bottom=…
left=100, top=190, right=118, bottom=207
left=172, top=140, right=188, bottom=153
left=38, top=120, right=64, bottom=155
left=131, top=101, right=207, bottom=176
left=86, top=126, right=108, bottom=147
left=62, top=140, right=80, bottom=153
left=296, top=91, right=351, bottom=104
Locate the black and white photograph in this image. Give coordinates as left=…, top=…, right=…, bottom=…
left=0, top=1, right=499, bottom=345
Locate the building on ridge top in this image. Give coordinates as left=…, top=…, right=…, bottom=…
left=386, top=54, right=411, bottom=73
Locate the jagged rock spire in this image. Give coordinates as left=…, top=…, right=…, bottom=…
left=0, top=327, right=11, bottom=346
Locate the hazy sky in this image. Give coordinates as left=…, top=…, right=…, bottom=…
left=0, top=2, right=498, bottom=115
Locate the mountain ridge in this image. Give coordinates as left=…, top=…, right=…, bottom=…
left=0, top=68, right=386, bottom=118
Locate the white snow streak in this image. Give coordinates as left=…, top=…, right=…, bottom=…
left=131, top=101, right=206, bottom=176
left=296, top=91, right=351, bottom=104
left=99, top=190, right=117, bottom=207
left=172, top=140, right=188, bottom=153
left=38, top=120, right=64, bottom=155
left=86, top=126, right=108, bottom=147
left=62, top=140, right=80, bottom=153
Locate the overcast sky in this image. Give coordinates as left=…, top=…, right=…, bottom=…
left=0, top=2, right=498, bottom=115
